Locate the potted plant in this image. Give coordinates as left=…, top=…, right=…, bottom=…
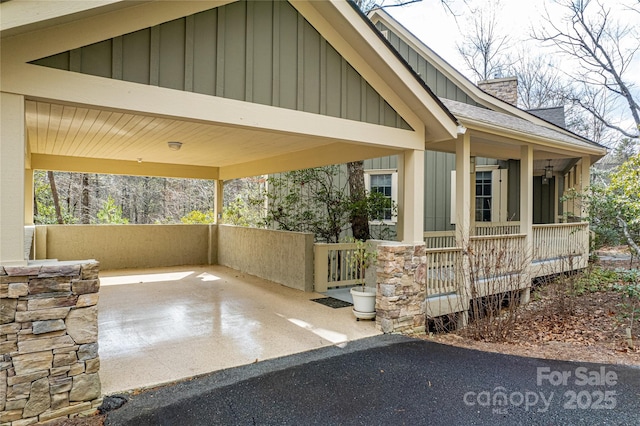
left=349, top=238, right=377, bottom=320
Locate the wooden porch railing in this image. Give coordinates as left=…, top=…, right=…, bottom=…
left=469, top=234, right=527, bottom=279
left=474, top=222, right=521, bottom=236
left=425, top=247, right=462, bottom=296
left=313, top=242, right=361, bottom=292
left=315, top=222, right=590, bottom=294
left=532, top=222, right=589, bottom=262
left=423, top=222, right=521, bottom=247
left=423, top=231, right=456, bottom=249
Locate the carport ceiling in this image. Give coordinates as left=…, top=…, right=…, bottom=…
left=25, top=100, right=338, bottom=169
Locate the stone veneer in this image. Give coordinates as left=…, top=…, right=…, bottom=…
left=477, top=77, right=518, bottom=106
left=376, top=243, right=427, bottom=334
left=0, top=261, right=102, bottom=425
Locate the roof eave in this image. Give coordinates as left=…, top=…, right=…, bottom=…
left=458, top=116, right=608, bottom=160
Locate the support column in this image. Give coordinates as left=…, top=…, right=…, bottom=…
left=25, top=168, right=34, bottom=225
left=398, top=149, right=425, bottom=243
left=0, top=92, right=26, bottom=265
left=553, top=172, right=559, bottom=223
left=455, top=133, right=471, bottom=246
left=396, top=154, right=405, bottom=242
left=519, top=145, right=533, bottom=303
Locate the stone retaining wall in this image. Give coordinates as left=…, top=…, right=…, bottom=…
left=1, top=261, right=102, bottom=425
left=376, top=244, right=427, bottom=334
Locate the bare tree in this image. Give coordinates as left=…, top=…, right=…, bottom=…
left=81, top=174, right=90, bottom=224
left=47, top=171, right=64, bottom=224
left=509, top=52, right=567, bottom=110
left=456, top=0, right=512, bottom=82
left=532, top=0, right=640, bottom=142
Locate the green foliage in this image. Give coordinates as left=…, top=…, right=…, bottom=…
left=259, top=166, right=397, bottom=243
left=33, top=171, right=77, bottom=224
left=222, top=177, right=266, bottom=227
left=570, top=153, right=640, bottom=251
left=608, top=153, right=640, bottom=228
left=260, top=166, right=351, bottom=243
left=181, top=209, right=216, bottom=224
left=346, top=237, right=377, bottom=288
left=612, top=270, right=640, bottom=345
left=96, top=196, right=129, bottom=224
left=572, top=266, right=620, bottom=295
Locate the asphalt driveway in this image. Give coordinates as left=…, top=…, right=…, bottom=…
left=105, top=335, right=640, bottom=425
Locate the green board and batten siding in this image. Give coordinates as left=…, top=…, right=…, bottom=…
left=375, top=22, right=480, bottom=106
left=367, top=22, right=499, bottom=232
left=31, top=0, right=409, bottom=130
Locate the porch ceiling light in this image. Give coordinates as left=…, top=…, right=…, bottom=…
left=543, top=160, right=553, bottom=184
left=167, top=141, right=183, bottom=151
left=544, top=160, right=553, bottom=179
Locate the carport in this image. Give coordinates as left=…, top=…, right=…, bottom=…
left=98, top=265, right=379, bottom=394
left=1, top=0, right=458, bottom=267
left=0, top=0, right=458, bottom=405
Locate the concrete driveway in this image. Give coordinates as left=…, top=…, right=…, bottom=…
left=98, top=265, right=379, bottom=394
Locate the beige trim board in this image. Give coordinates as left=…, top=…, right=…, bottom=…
left=2, top=1, right=234, bottom=59
left=2, top=0, right=455, bottom=144
left=31, top=154, right=220, bottom=180
left=7, top=64, right=424, bottom=151
left=219, top=143, right=400, bottom=180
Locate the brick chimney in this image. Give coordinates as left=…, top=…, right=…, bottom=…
left=477, top=77, right=518, bottom=106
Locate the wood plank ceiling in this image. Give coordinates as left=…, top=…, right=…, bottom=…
left=25, top=100, right=335, bottom=169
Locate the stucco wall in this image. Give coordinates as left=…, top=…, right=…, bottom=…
left=217, top=225, right=314, bottom=292
left=35, top=225, right=212, bottom=270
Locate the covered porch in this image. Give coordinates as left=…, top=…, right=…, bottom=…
left=1, top=2, right=461, bottom=421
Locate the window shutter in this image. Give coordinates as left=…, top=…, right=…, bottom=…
left=450, top=170, right=456, bottom=224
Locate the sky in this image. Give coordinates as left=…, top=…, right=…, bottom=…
left=384, top=0, right=640, bottom=140
left=387, top=0, right=639, bottom=79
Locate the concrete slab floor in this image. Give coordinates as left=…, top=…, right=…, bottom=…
left=98, top=265, right=380, bottom=394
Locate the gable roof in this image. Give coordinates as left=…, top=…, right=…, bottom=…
left=1, top=0, right=463, bottom=180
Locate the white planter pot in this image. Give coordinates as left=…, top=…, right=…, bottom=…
left=350, top=286, right=376, bottom=320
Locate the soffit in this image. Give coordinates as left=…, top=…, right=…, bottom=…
left=25, top=99, right=389, bottom=170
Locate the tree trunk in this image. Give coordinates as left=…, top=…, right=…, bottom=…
left=47, top=171, right=64, bottom=224
left=617, top=215, right=640, bottom=258
left=81, top=173, right=90, bottom=224
left=347, top=161, right=370, bottom=241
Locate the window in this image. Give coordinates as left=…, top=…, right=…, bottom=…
left=365, top=170, right=398, bottom=223
left=450, top=167, right=508, bottom=224
left=475, top=171, right=492, bottom=222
